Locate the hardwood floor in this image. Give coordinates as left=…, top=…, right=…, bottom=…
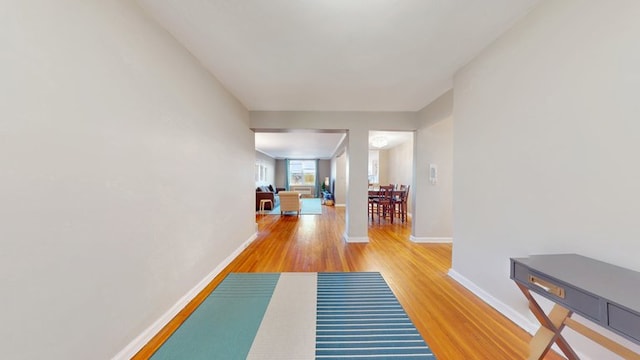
left=134, top=205, right=561, bottom=359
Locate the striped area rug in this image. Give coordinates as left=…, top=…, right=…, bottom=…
left=151, top=272, right=435, bottom=359
left=316, top=273, right=434, bottom=359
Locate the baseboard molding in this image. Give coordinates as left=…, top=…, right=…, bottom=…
left=113, top=232, right=259, bottom=360
left=447, top=269, right=538, bottom=335
left=342, top=233, right=369, bottom=243
left=334, top=203, right=346, bottom=207
left=410, top=236, right=453, bottom=243
left=447, top=269, right=594, bottom=359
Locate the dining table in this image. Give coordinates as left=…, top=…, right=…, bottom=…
left=367, top=189, right=405, bottom=198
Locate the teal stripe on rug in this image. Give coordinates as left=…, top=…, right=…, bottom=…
left=151, top=273, right=280, bottom=360
left=265, top=198, right=323, bottom=215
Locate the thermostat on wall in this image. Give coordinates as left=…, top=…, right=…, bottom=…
left=429, top=164, right=437, bottom=185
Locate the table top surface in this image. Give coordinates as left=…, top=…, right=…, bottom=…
left=368, top=189, right=406, bottom=194
left=512, top=254, right=640, bottom=311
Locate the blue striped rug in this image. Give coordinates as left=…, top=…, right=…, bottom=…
left=316, top=273, right=434, bottom=359
left=151, top=272, right=435, bottom=359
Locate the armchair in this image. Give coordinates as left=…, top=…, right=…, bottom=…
left=278, top=191, right=302, bottom=216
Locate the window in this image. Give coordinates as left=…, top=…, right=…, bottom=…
left=289, top=160, right=316, bottom=185
left=255, top=162, right=267, bottom=183
left=368, top=150, right=379, bottom=184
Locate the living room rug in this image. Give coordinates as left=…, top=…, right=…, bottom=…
left=263, top=197, right=323, bottom=215
left=151, top=272, right=436, bottom=359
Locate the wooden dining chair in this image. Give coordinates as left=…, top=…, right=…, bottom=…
left=368, top=187, right=382, bottom=220
left=372, top=185, right=395, bottom=223
left=394, top=185, right=410, bottom=222
left=368, top=189, right=376, bottom=220
left=392, top=185, right=404, bottom=219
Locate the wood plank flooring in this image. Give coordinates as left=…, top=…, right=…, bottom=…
left=134, top=204, right=561, bottom=359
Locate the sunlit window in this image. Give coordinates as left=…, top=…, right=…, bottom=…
left=368, top=150, right=379, bottom=184
left=289, top=160, right=316, bottom=185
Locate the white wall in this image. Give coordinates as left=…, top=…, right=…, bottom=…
left=386, top=140, right=414, bottom=187
left=0, top=1, right=255, bottom=359
left=382, top=138, right=414, bottom=214
left=413, top=92, right=454, bottom=241
left=452, top=0, right=640, bottom=357
left=377, top=149, right=390, bottom=186
left=255, top=151, right=276, bottom=188
left=275, top=159, right=286, bottom=188
left=334, top=152, right=348, bottom=206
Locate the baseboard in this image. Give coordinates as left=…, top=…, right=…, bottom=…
left=447, top=269, right=594, bottom=359
left=447, top=269, right=538, bottom=335
left=410, top=236, right=453, bottom=243
left=113, top=232, right=259, bottom=360
left=342, top=233, right=369, bottom=243
left=334, top=203, right=346, bottom=207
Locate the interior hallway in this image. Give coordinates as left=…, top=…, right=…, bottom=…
left=135, top=206, right=561, bottom=359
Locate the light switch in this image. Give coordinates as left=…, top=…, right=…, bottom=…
left=429, top=164, right=437, bottom=185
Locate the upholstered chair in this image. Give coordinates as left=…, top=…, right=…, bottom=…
left=278, top=191, right=302, bottom=216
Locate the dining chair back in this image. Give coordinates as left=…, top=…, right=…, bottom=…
left=373, top=185, right=395, bottom=223
left=395, top=185, right=410, bottom=222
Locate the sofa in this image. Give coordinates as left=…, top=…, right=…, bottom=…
left=255, top=185, right=283, bottom=210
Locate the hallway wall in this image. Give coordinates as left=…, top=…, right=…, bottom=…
left=451, top=1, right=640, bottom=357
left=1, top=1, right=255, bottom=358
left=413, top=92, right=454, bottom=242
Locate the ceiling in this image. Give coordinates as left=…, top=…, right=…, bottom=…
left=369, top=131, right=413, bottom=149
left=137, top=0, right=540, bottom=111
left=137, top=0, right=540, bottom=159
left=255, top=132, right=346, bottom=159
left=255, top=131, right=413, bottom=159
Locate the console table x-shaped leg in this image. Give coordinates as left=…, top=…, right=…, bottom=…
left=517, top=283, right=640, bottom=360
left=517, top=283, right=578, bottom=359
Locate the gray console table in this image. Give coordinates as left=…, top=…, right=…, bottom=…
left=510, top=254, right=640, bottom=360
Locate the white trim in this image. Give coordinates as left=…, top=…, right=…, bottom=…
left=334, top=203, right=346, bottom=207
left=289, top=185, right=315, bottom=197
left=447, top=269, right=593, bottom=360
left=342, top=233, right=369, bottom=243
left=112, top=232, right=259, bottom=360
left=447, top=268, right=538, bottom=335
left=410, top=236, right=452, bottom=243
